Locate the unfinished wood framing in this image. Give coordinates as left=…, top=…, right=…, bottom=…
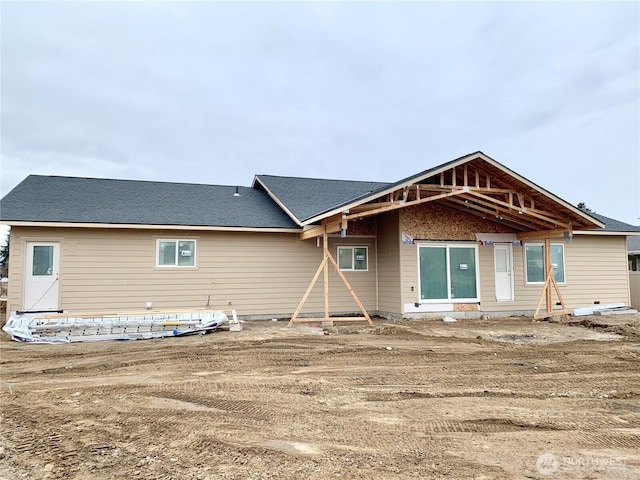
left=288, top=229, right=373, bottom=327
left=533, top=239, right=573, bottom=320
left=327, top=159, right=597, bottom=233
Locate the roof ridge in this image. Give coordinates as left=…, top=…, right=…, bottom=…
left=255, top=174, right=390, bottom=184
left=26, top=174, right=251, bottom=189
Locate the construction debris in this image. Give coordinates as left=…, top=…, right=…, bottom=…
left=2, top=310, right=228, bottom=343
left=573, top=303, right=626, bottom=316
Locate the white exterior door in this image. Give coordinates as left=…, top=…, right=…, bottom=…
left=24, top=242, right=60, bottom=311
left=494, top=244, right=513, bottom=301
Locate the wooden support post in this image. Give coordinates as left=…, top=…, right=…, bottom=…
left=323, top=231, right=329, bottom=320
left=545, top=238, right=552, bottom=314
left=533, top=239, right=573, bottom=320
left=288, top=231, right=373, bottom=327
left=326, top=252, right=373, bottom=324
left=288, top=255, right=328, bottom=327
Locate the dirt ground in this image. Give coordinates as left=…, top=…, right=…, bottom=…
left=1, top=314, right=639, bottom=479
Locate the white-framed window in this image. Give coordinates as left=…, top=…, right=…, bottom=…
left=338, top=246, right=368, bottom=271
left=525, top=243, right=565, bottom=284
left=156, top=239, right=196, bottom=268
left=418, top=243, right=479, bottom=302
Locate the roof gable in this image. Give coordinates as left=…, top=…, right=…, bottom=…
left=253, top=175, right=389, bottom=224
left=261, top=152, right=605, bottom=232
left=0, top=175, right=299, bottom=229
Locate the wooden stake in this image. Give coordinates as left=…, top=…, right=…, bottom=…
left=545, top=238, right=552, bottom=314
left=325, top=251, right=372, bottom=324
left=288, top=255, right=328, bottom=327
left=323, top=231, right=329, bottom=320
left=288, top=239, right=373, bottom=327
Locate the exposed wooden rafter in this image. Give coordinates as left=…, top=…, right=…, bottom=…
left=345, top=188, right=468, bottom=222
left=299, top=161, right=592, bottom=240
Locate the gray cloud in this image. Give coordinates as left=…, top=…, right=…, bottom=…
left=1, top=1, right=638, bottom=224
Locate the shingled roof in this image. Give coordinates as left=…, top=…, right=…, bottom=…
left=0, top=175, right=299, bottom=229
left=253, top=175, right=389, bottom=224
left=583, top=212, right=640, bottom=233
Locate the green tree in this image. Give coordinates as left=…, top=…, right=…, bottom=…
left=577, top=202, right=593, bottom=212
left=0, top=230, right=9, bottom=277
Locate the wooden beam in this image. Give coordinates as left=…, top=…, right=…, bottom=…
left=325, top=251, right=372, bottom=324
left=545, top=238, right=552, bottom=314
left=467, top=190, right=571, bottom=228
left=345, top=189, right=467, bottom=221
left=517, top=229, right=572, bottom=240
left=453, top=195, right=557, bottom=230
left=323, top=232, right=329, bottom=320
left=299, top=218, right=342, bottom=240
left=288, top=255, right=329, bottom=327
left=443, top=198, right=532, bottom=230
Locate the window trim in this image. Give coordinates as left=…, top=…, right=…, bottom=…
left=156, top=239, right=197, bottom=268
left=337, top=246, right=369, bottom=272
left=417, top=243, right=480, bottom=303
left=524, top=242, right=566, bottom=285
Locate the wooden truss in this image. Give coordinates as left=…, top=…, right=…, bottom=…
left=533, top=238, right=573, bottom=320
left=299, top=161, right=591, bottom=241
left=295, top=160, right=591, bottom=321
left=287, top=231, right=373, bottom=327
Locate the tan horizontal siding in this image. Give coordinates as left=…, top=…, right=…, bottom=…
left=400, top=243, right=419, bottom=306
left=7, top=227, right=377, bottom=319
left=400, top=234, right=629, bottom=314
left=377, top=213, right=401, bottom=315
left=481, top=235, right=630, bottom=312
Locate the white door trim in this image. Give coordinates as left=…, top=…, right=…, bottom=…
left=23, top=241, right=60, bottom=311
left=494, top=243, right=514, bottom=302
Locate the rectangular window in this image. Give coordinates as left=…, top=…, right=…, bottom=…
left=337, top=246, right=368, bottom=271
left=157, top=240, right=196, bottom=267
left=32, top=245, right=54, bottom=276
left=525, top=243, right=565, bottom=284
left=418, top=244, right=478, bottom=301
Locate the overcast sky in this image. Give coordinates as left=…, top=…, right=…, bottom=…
left=1, top=1, right=639, bottom=228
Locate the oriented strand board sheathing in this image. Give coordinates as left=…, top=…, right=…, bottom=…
left=453, top=303, right=479, bottom=312
left=401, top=203, right=514, bottom=240
left=347, top=217, right=377, bottom=236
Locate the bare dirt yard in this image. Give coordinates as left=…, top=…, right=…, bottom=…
left=1, top=314, right=639, bottom=479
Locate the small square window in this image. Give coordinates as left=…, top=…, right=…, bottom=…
left=525, top=243, right=564, bottom=284
left=337, top=246, right=368, bottom=271
left=157, top=240, right=196, bottom=267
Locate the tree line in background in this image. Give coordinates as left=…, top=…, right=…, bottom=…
left=0, top=230, right=9, bottom=278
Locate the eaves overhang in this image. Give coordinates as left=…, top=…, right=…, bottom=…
left=299, top=151, right=605, bottom=232
left=1, top=220, right=303, bottom=234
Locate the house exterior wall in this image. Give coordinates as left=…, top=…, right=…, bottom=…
left=6, top=227, right=377, bottom=320
left=399, top=204, right=514, bottom=315
left=480, top=235, right=630, bottom=312
left=630, top=272, right=640, bottom=309
left=376, top=212, right=402, bottom=316
left=395, top=204, right=630, bottom=316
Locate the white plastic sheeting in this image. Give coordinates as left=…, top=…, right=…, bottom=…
left=2, top=310, right=228, bottom=343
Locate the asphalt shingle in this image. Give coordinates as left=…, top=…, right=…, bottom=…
left=0, top=175, right=299, bottom=229
left=254, top=175, right=390, bottom=223
left=582, top=211, right=640, bottom=233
